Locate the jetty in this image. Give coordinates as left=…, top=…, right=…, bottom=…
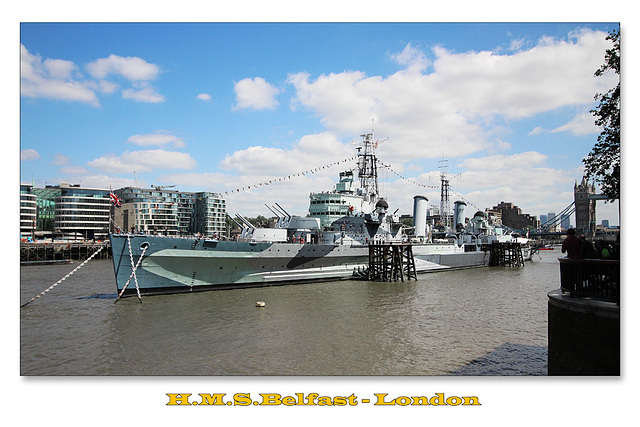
left=20, top=241, right=111, bottom=265
left=367, top=243, right=418, bottom=282
left=488, top=242, right=525, bottom=267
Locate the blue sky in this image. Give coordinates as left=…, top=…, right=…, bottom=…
left=20, top=21, right=621, bottom=225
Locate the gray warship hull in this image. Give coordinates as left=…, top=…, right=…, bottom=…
left=110, top=234, right=489, bottom=296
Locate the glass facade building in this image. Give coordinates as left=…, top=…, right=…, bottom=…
left=20, top=185, right=37, bottom=237
left=114, top=187, right=226, bottom=237
left=20, top=183, right=227, bottom=240
left=53, top=184, right=111, bottom=240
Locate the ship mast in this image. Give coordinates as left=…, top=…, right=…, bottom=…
left=356, top=130, right=380, bottom=204
left=439, top=159, right=451, bottom=230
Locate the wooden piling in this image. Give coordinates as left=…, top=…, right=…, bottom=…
left=489, top=242, right=524, bottom=267
left=368, top=243, right=417, bottom=282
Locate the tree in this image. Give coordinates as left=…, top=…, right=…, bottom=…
left=583, top=29, right=620, bottom=202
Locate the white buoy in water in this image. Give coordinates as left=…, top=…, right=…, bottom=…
left=255, top=301, right=265, bottom=307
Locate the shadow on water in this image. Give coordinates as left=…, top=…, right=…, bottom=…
left=74, top=294, right=118, bottom=300
left=449, top=343, right=548, bottom=376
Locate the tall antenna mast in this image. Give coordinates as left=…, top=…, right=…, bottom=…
left=439, top=159, right=451, bottom=230
left=356, top=129, right=379, bottom=203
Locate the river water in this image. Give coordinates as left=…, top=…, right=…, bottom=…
left=20, top=249, right=557, bottom=376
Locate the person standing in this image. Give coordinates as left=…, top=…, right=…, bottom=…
left=561, top=228, right=582, bottom=259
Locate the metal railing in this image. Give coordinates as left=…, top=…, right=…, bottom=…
left=559, top=258, right=620, bottom=304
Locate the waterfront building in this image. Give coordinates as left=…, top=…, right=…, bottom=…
left=561, top=214, right=571, bottom=231
left=53, top=183, right=111, bottom=240
left=31, top=186, right=61, bottom=235
left=491, top=201, right=540, bottom=231
left=574, top=176, right=596, bottom=235
left=540, top=214, right=548, bottom=225
left=114, top=187, right=226, bottom=236
left=20, top=185, right=37, bottom=238
left=193, top=192, right=227, bottom=236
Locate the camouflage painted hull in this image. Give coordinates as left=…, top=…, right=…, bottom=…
left=110, top=234, right=370, bottom=296
left=110, top=234, right=489, bottom=296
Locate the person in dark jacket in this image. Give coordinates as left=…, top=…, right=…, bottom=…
left=580, top=235, right=598, bottom=259
left=561, top=228, right=582, bottom=259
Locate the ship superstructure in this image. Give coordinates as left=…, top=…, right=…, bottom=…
left=110, top=131, right=524, bottom=297
left=309, top=131, right=382, bottom=228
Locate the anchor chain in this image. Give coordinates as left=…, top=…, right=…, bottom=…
left=114, top=236, right=147, bottom=303
left=21, top=242, right=108, bottom=307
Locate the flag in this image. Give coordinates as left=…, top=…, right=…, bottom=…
left=110, top=191, right=122, bottom=208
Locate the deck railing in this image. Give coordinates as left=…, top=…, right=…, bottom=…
left=559, top=258, right=620, bottom=304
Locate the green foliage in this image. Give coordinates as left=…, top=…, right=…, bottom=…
left=583, top=29, right=620, bottom=202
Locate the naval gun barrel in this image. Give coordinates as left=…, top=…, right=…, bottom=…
left=235, top=214, right=256, bottom=229
left=227, top=214, right=244, bottom=230
left=274, top=202, right=292, bottom=219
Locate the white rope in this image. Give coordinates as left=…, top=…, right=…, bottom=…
left=21, top=243, right=108, bottom=307
left=114, top=236, right=146, bottom=303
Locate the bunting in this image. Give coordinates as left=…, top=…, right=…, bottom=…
left=220, top=156, right=357, bottom=196
left=377, top=160, right=483, bottom=212
left=217, top=155, right=482, bottom=214
left=375, top=160, right=440, bottom=190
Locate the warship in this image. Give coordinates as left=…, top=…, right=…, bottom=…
left=110, top=131, right=523, bottom=297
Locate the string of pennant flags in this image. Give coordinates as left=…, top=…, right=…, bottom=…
left=375, top=160, right=440, bottom=190
left=449, top=188, right=484, bottom=214
left=218, top=154, right=483, bottom=213
left=220, top=156, right=358, bottom=196
left=378, top=160, right=485, bottom=212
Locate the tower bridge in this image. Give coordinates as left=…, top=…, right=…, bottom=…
left=501, top=177, right=615, bottom=239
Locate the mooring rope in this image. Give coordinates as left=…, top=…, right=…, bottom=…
left=21, top=242, right=108, bottom=307
left=114, top=236, right=146, bottom=304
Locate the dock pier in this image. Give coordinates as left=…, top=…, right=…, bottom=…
left=20, top=242, right=111, bottom=265
left=488, top=242, right=524, bottom=267
left=367, top=243, right=417, bottom=282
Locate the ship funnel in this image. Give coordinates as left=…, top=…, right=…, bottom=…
left=454, top=201, right=467, bottom=230
left=413, top=195, right=428, bottom=238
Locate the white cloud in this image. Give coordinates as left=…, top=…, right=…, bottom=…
left=21, top=45, right=166, bottom=105
left=220, top=132, right=351, bottom=176
left=390, top=43, right=429, bottom=72
left=122, top=82, right=165, bottom=103
left=127, top=132, right=185, bottom=148
left=87, top=149, right=196, bottom=173
left=52, top=154, right=70, bottom=165
left=233, top=77, right=280, bottom=110
left=286, top=30, right=616, bottom=163
left=43, top=58, right=76, bottom=80
left=197, top=93, right=212, bottom=102
left=71, top=174, right=141, bottom=190
left=60, top=166, right=89, bottom=175
left=160, top=132, right=354, bottom=216
left=551, top=112, right=600, bottom=135
left=21, top=45, right=99, bottom=106
left=21, top=148, right=40, bottom=161
left=458, top=152, right=548, bottom=171
left=86, top=54, right=160, bottom=81
left=528, top=126, right=545, bottom=136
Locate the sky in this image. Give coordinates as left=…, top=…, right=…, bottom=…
left=19, top=21, right=621, bottom=226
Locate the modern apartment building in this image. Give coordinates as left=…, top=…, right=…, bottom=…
left=20, top=185, right=37, bottom=237
left=113, top=187, right=226, bottom=236
left=20, top=184, right=227, bottom=240
left=53, top=183, right=111, bottom=240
